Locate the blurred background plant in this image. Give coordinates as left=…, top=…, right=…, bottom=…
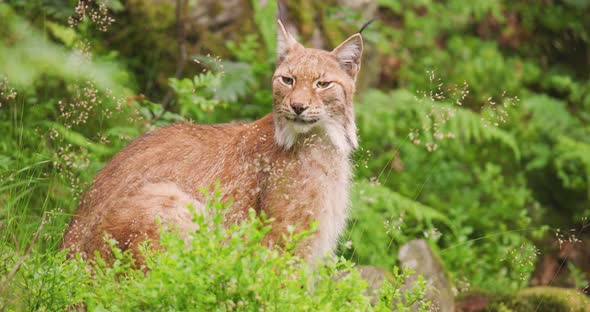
left=1, top=0, right=589, bottom=310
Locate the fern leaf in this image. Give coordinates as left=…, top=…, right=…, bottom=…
left=554, top=136, right=590, bottom=196
left=448, top=107, right=521, bottom=160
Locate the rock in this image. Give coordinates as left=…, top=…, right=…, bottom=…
left=356, top=265, right=393, bottom=305
left=398, top=239, right=455, bottom=312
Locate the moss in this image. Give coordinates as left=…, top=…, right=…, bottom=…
left=487, top=287, right=590, bottom=312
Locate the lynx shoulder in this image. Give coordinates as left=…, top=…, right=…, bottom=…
left=62, top=20, right=364, bottom=263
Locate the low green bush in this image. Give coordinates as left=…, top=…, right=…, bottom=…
left=1, top=197, right=428, bottom=311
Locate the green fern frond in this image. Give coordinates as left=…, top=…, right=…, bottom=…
left=521, top=95, right=581, bottom=135
left=357, top=89, right=520, bottom=160
left=342, top=179, right=456, bottom=268
left=554, top=136, right=590, bottom=196
left=352, top=179, right=455, bottom=231
left=447, top=107, right=521, bottom=160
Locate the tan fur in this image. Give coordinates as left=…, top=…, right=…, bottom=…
left=62, top=20, right=363, bottom=263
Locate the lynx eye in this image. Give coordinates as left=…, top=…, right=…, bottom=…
left=316, top=81, right=332, bottom=89
left=280, top=76, right=294, bottom=86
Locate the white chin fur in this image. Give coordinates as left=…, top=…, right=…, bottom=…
left=322, top=119, right=356, bottom=154
left=292, top=122, right=315, bottom=134
left=274, top=116, right=356, bottom=154
left=273, top=118, right=309, bottom=150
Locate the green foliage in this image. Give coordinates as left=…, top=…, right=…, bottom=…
left=0, top=4, right=130, bottom=94
left=555, top=137, right=590, bottom=195
left=0, top=3, right=143, bottom=252
left=221, top=33, right=275, bottom=120
left=341, top=0, right=589, bottom=293
left=250, top=0, right=277, bottom=58
left=486, top=287, right=590, bottom=312
left=1, top=199, right=428, bottom=311
left=2, top=0, right=590, bottom=308
left=169, top=71, right=225, bottom=122
left=567, top=262, right=589, bottom=290
left=515, top=95, right=590, bottom=221
left=342, top=179, right=453, bottom=269
left=351, top=88, right=540, bottom=291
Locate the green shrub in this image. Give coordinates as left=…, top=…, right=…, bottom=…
left=3, top=0, right=590, bottom=305
left=1, top=198, right=428, bottom=311
left=351, top=88, right=540, bottom=291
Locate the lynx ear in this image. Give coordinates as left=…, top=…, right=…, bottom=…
left=331, top=34, right=363, bottom=80
left=277, top=19, right=302, bottom=65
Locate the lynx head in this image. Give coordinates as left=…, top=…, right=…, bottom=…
left=272, top=20, right=363, bottom=154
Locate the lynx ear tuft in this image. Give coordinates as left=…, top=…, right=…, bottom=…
left=277, top=19, right=302, bottom=65
left=331, top=34, right=363, bottom=80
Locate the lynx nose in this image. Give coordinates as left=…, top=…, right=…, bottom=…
left=290, top=102, right=308, bottom=115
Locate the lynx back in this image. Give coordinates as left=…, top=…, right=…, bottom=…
left=62, top=20, right=364, bottom=263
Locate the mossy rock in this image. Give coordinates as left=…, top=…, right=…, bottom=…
left=488, top=287, right=590, bottom=312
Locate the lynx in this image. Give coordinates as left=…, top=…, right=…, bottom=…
left=62, top=20, right=364, bottom=263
